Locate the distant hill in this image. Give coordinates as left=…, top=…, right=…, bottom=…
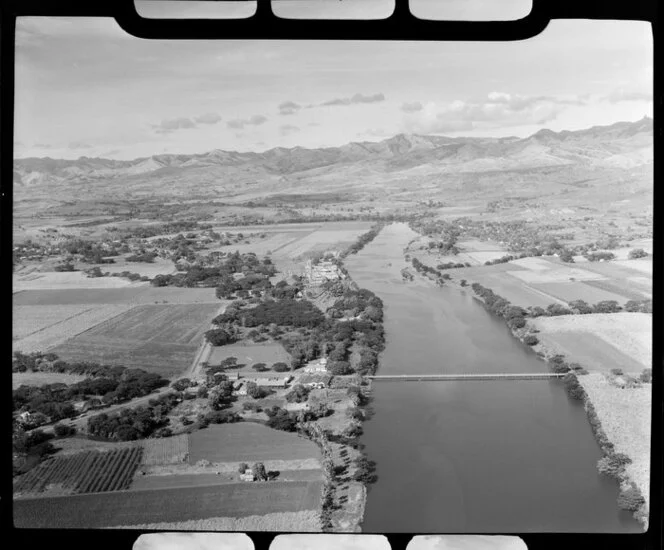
left=13, top=117, right=653, bottom=211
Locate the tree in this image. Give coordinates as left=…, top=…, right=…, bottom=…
left=328, top=361, right=353, bottom=375
left=171, top=378, right=191, bottom=391
left=272, top=362, right=290, bottom=373
left=592, top=300, right=622, bottom=314
left=238, top=462, right=249, bottom=474
left=220, top=357, right=238, bottom=369
left=559, top=249, right=575, bottom=263
left=53, top=423, right=76, bottom=437
left=205, top=329, right=236, bottom=346
left=523, top=335, right=539, bottom=346
left=252, top=462, right=268, bottom=481
left=252, top=362, right=268, bottom=372
left=569, top=300, right=593, bottom=314
left=628, top=248, right=647, bottom=260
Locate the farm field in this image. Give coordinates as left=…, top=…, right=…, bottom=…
left=13, top=304, right=100, bottom=340
left=140, top=434, right=189, bottom=465
left=579, top=373, right=651, bottom=509
left=14, top=447, right=143, bottom=499
left=13, top=304, right=135, bottom=354
left=208, top=343, right=291, bottom=372
left=13, top=480, right=324, bottom=528
left=109, top=510, right=322, bottom=531
left=532, top=313, right=651, bottom=372
left=131, top=469, right=322, bottom=491
left=188, top=423, right=321, bottom=464
left=12, top=371, right=87, bottom=389
left=13, top=271, right=147, bottom=291
left=454, top=268, right=560, bottom=308
left=50, top=304, right=220, bottom=377
left=526, top=282, right=628, bottom=304
left=13, top=286, right=219, bottom=306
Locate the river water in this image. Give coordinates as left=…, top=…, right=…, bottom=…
left=344, top=223, right=639, bottom=533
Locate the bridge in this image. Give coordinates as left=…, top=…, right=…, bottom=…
left=367, top=373, right=566, bottom=382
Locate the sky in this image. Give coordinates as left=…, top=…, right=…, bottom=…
left=14, top=14, right=652, bottom=160
left=408, top=536, right=527, bottom=550
left=271, top=534, right=390, bottom=550
left=133, top=533, right=252, bottom=550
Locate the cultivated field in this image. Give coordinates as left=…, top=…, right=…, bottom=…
left=107, top=510, right=322, bottom=531
left=13, top=271, right=146, bottom=291
left=188, top=423, right=321, bottom=464
left=532, top=313, right=652, bottom=372
left=13, top=286, right=219, bottom=306
left=13, top=481, right=323, bottom=528
left=50, top=304, right=220, bottom=377
left=140, top=434, right=189, bottom=465
left=13, top=304, right=135, bottom=354
left=579, top=373, right=651, bottom=509
left=13, top=448, right=143, bottom=499
left=208, top=343, right=292, bottom=372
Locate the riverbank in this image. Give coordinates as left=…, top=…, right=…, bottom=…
left=440, top=272, right=650, bottom=530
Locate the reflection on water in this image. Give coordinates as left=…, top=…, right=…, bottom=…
left=345, top=224, right=639, bottom=533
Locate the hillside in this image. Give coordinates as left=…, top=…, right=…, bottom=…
left=13, top=117, right=653, bottom=216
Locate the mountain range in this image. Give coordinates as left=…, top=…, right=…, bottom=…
left=13, top=117, right=653, bottom=210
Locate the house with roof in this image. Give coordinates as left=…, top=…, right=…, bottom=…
left=304, top=357, right=328, bottom=373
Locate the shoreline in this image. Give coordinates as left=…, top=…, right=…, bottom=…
left=440, top=272, right=650, bottom=530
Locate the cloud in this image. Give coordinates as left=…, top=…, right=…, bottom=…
left=604, top=88, right=652, bottom=103
left=151, top=112, right=221, bottom=134
left=68, top=141, right=93, bottom=149
left=33, top=143, right=53, bottom=149
left=307, top=122, right=320, bottom=127
left=272, top=534, right=390, bottom=550
left=152, top=117, right=196, bottom=134
left=321, top=92, right=385, bottom=107
left=401, top=101, right=424, bottom=113
left=280, top=124, right=301, bottom=136
left=227, top=115, right=268, bottom=129
left=278, top=101, right=302, bottom=115
left=194, top=112, right=222, bottom=124
left=359, top=128, right=391, bottom=138
left=402, top=93, right=587, bottom=134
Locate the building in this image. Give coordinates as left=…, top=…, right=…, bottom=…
left=240, top=472, right=256, bottom=482
left=245, top=376, right=291, bottom=389
left=232, top=381, right=248, bottom=396
left=304, top=257, right=345, bottom=285
left=304, top=357, right=328, bottom=373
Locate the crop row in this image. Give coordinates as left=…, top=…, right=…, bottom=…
left=14, top=447, right=143, bottom=497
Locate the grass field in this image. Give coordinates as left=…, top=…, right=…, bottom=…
left=12, top=371, right=87, bottom=389
left=532, top=313, right=651, bottom=372
left=208, top=343, right=291, bottom=372
left=13, top=304, right=135, bottom=354
left=14, top=481, right=323, bottom=528
left=109, top=510, right=322, bottom=531
left=188, top=423, right=321, bottom=464
left=579, top=373, right=651, bottom=509
left=50, top=304, right=219, bottom=377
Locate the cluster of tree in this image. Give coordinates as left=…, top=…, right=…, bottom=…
left=238, top=298, right=326, bottom=329
left=628, top=248, right=648, bottom=259
left=437, top=261, right=472, bottom=270
left=584, top=251, right=616, bottom=262
left=238, top=461, right=270, bottom=481
left=205, top=328, right=238, bottom=346
left=411, top=257, right=443, bottom=280
left=12, top=427, right=56, bottom=476
left=484, top=254, right=518, bottom=266
left=562, top=373, right=586, bottom=400
left=86, top=392, right=180, bottom=440
left=126, top=251, right=157, bottom=263
left=122, top=220, right=201, bottom=240
left=528, top=299, right=628, bottom=317
left=339, top=225, right=383, bottom=258
left=285, top=384, right=312, bottom=403
left=53, top=261, right=78, bottom=272
left=470, top=283, right=528, bottom=330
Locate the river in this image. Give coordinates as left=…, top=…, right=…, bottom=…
left=344, top=223, right=639, bottom=533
